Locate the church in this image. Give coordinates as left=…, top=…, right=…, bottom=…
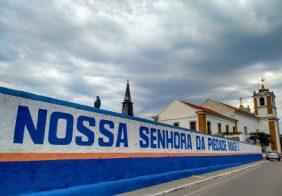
left=153, top=84, right=281, bottom=153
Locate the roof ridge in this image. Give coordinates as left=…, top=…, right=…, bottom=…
left=216, top=100, right=255, bottom=116
left=180, top=100, right=236, bottom=121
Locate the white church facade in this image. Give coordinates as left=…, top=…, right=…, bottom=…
left=153, top=84, right=281, bottom=153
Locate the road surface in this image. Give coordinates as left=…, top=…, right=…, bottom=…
left=169, top=160, right=282, bottom=196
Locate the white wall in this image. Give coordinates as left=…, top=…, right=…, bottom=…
left=202, top=99, right=235, bottom=118
left=226, top=134, right=246, bottom=142
left=259, top=119, right=270, bottom=133
left=0, top=90, right=261, bottom=156
left=235, top=113, right=259, bottom=134
left=257, top=107, right=268, bottom=117
left=206, top=115, right=235, bottom=135
left=158, top=100, right=199, bottom=130
left=159, top=117, right=198, bottom=130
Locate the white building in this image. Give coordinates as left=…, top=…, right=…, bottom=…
left=202, top=99, right=259, bottom=142
left=154, top=85, right=281, bottom=153
left=154, top=100, right=237, bottom=136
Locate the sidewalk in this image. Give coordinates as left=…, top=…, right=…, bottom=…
left=122, top=160, right=266, bottom=196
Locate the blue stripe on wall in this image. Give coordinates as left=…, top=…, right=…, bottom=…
left=0, top=154, right=262, bottom=195
left=31, top=162, right=249, bottom=196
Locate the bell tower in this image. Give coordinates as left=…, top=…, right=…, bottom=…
left=253, top=83, right=281, bottom=153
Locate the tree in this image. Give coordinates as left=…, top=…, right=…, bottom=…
left=247, top=132, right=272, bottom=152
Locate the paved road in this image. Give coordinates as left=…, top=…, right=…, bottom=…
left=170, top=160, right=282, bottom=196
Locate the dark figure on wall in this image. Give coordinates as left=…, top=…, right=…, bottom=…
left=94, top=96, right=101, bottom=109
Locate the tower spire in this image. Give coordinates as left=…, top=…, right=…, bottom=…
left=124, top=80, right=131, bottom=101
left=122, top=80, right=134, bottom=116
left=239, top=97, right=243, bottom=106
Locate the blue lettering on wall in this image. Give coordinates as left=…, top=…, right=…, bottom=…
left=138, top=127, right=194, bottom=150
left=13, top=106, right=131, bottom=148
left=174, top=132, right=180, bottom=149
left=166, top=130, right=174, bottom=149
left=98, top=120, right=114, bottom=147
left=48, top=112, right=74, bottom=145
left=150, top=128, right=157, bottom=148
left=157, top=129, right=166, bottom=148
left=186, top=134, right=193, bottom=150
left=208, top=138, right=227, bottom=151
left=76, top=116, right=95, bottom=146
left=180, top=133, right=186, bottom=149
left=139, top=126, right=149, bottom=148
left=11, top=106, right=245, bottom=153
left=228, top=141, right=239, bottom=151
left=116, top=123, right=128, bottom=147
left=196, top=136, right=205, bottom=150
left=14, top=105, right=47, bottom=144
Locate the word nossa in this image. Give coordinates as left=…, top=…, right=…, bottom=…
left=13, top=105, right=128, bottom=147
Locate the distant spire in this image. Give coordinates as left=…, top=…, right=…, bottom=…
left=124, top=80, right=131, bottom=101
left=122, top=80, right=133, bottom=116
left=239, top=97, right=243, bottom=106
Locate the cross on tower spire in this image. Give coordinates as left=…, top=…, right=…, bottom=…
left=261, top=78, right=266, bottom=88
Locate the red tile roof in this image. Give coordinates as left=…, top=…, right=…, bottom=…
left=180, top=100, right=236, bottom=121
left=217, top=101, right=256, bottom=117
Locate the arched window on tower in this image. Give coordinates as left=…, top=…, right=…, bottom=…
left=259, top=97, right=265, bottom=106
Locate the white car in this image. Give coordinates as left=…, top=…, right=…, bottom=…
left=266, top=151, right=280, bottom=161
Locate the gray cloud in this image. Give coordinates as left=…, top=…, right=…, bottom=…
left=0, top=0, right=282, bottom=130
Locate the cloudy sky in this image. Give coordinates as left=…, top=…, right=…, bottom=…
left=0, top=0, right=282, bottom=126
